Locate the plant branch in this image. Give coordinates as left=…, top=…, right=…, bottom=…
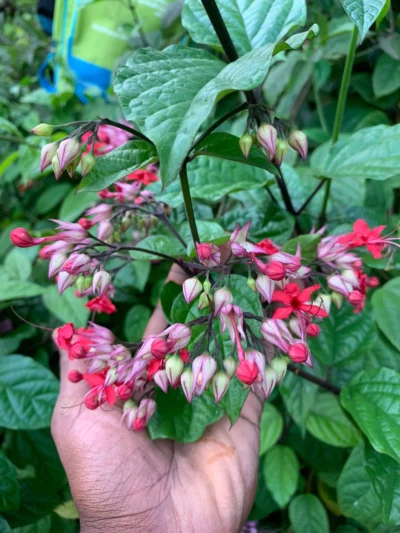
left=274, top=166, right=300, bottom=233
left=318, top=24, right=359, bottom=228
left=126, top=0, right=149, bottom=47
left=313, top=83, right=329, bottom=133
left=180, top=163, right=200, bottom=245
left=99, top=118, right=154, bottom=145
left=296, top=178, right=326, bottom=215
left=287, top=363, right=341, bottom=395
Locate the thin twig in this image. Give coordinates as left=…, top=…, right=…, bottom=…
left=287, top=363, right=341, bottom=395
left=126, top=0, right=149, bottom=47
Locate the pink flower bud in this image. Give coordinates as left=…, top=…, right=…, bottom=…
left=288, top=130, right=308, bottom=160
left=97, top=220, right=113, bottom=241
left=288, top=343, right=309, bottom=363
left=223, top=356, right=237, bottom=378
left=367, top=276, right=380, bottom=288
left=105, top=367, right=118, bottom=386
left=57, top=138, right=81, bottom=171
left=80, top=152, right=96, bottom=177
left=181, top=368, right=195, bottom=403
left=165, top=323, right=191, bottom=350
left=257, top=123, right=277, bottom=154
left=40, top=240, right=72, bottom=259
left=213, top=287, right=233, bottom=316
left=154, top=369, right=169, bottom=393
left=68, top=369, right=83, bottom=383
left=62, top=253, right=92, bottom=275
left=192, top=353, right=217, bottom=395
left=92, top=270, right=112, bottom=295
left=264, top=367, right=277, bottom=397
left=122, top=399, right=138, bottom=428
left=265, top=261, right=286, bottom=281
left=30, top=123, right=53, bottom=136
left=349, top=290, right=364, bottom=306
left=212, top=371, right=230, bottom=403
left=84, top=392, right=100, bottom=410
left=116, top=384, right=133, bottom=401
left=57, top=271, right=78, bottom=294
left=40, top=142, right=58, bottom=172
left=239, top=133, right=253, bottom=159
left=270, top=358, right=287, bottom=384
left=51, top=155, right=62, bottom=180
left=306, top=323, right=320, bottom=337
left=236, top=360, right=258, bottom=385
left=165, top=354, right=184, bottom=387
left=133, top=398, right=156, bottom=431
left=256, top=274, right=274, bottom=303
left=183, top=277, right=202, bottom=304
left=10, top=228, right=46, bottom=248
left=48, top=253, right=67, bottom=278
left=274, top=140, right=288, bottom=166
left=196, top=242, right=221, bottom=267
left=151, top=338, right=172, bottom=359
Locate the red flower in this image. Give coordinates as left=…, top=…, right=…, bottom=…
left=126, top=169, right=158, bottom=185
left=255, top=238, right=279, bottom=255
left=272, top=283, right=328, bottom=320
left=86, top=294, right=117, bottom=314
left=83, top=372, right=116, bottom=405
left=147, top=358, right=164, bottom=380
left=56, top=323, right=75, bottom=351
left=339, top=219, right=388, bottom=259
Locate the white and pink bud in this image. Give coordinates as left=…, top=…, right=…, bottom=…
left=92, top=270, right=112, bottom=295
left=257, top=123, right=277, bottom=154
left=319, top=294, right=332, bottom=315
left=133, top=398, right=156, bottom=431
left=30, top=123, right=53, bottom=136
left=154, top=369, right=169, bottom=393
left=104, top=367, right=118, bottom=386
left=183, top=277, right=202, bottom=304
left=288, top=130, right=308, bottom=160
left=122, top=399, right=138, bottom=429
left=239, top=133, right=253, bottom=159
left=256, top=274, right=274, bottom=303
left=270, top=357, right=287, bottom=383
left=164, top=323, right=191, bottom=351
left=274, top=139, right=288, bottom=166
left=264, top=366, right=277, bottom=397
left=219, top=304, right=245, bottom=344
left=165, top=354, right=184, bottom=387
left=85, top=204, right=113, bottom=223
left=57, top=271, right=78, bottom=294
left=51, top=220, right=88, bottom=243
left=51, top=155, right=62, bottom=180
left=62, top=253, right=92, bottom=275
left=261, top=318, right=294, bottom=353
left=97, top=220, right=113, bottom=241
left=230, top=221, right=251, bottom=245
left=223, top=356, right=237, bottom=378
left=192, top=353, right=217, bottom=395
left=48, top=253, right=67, bottom=277
left=196, top=242, right=221, bottom=268
left=40, top=142, right=58, bottom=172
left=213, top=287, right=233, bottom=316
left=57, top=137, right=81, bottom=171
left=39, top=240, right=72, bottom=259
left=181, top=368, right=195, bottom=403
left=212, top=371, right=230, bottom=403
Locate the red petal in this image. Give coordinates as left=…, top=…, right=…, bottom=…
left=83, top=373, right=105, bottom=387
left=369, top=225, right=386, bottom=239
left=105, top=386, right=116, bottom=405
left=272, top=306, right=294, bottom=320
left=271, top=291, right=292, bottom=305
left=353, top=219, right=370, bottom=234
left=298, top=284, right=321, bottom=303
left=367, top=243, right=382, bottom=259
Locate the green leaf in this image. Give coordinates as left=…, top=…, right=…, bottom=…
left=115, top=44, right=277, bottom=185
left=4, top=249, right=32, bottom=281
left=148, top=387, right=223, bottom=442
left=218, top=376, right=249, bottom=425
left=0, top=517, right=11, bottom=533
left=0, top=452, right=20, bottom=512
left=280, top=370, right=319, bottom=435
left=0, top=326, right=36, bottom=357
left=0, top=355, right=59, bottom=430
left=0, top=117, right=24, bottom=138
left=11, top=515, right=52, bottom=533
left=58, top=189, right=98, bottom=222
left=305, top=392, right=359, bottom=447
left=372, top=53, right=400, bottom=98
left=379, top=32, right=400, bottom=60
left=160, top=281, right=184, bottom=323
left=259, top=403, right=284, bottom=455
left=78, top=141, right=158, bottom=192
left=341, top=0, right=386, bottom=39
left=263, top=445, right=299, bottom=508
left=282, top=234, right=321, bottom=263
left=309, top=303, right=374, bottom=367
left=310, top=124, right=400, bottom=181
left=129, top=235, right=175, bottom=261
left=42, top=286, right=89, bottom=328
left=182, top=0, right=307, bottom=55
left=131, top=260, right=151, bottom=292
left=0, top=280, right=45, bottom=302
left=337, top=441, right=382, bottom=524
left=289, top=494, right=329, bottom=533
left=372, top=278, right=400, bottom=351
left=193, top=132, right=278, bottom=175
left=157, top=155, right=273, bottom=208
left=341, top=368, right=400, bottom=463
left=123, top=305, right=151, bottom=342
left=33, top=183, right=73, bottom=215
left=53, top=500, right=79, bottom=520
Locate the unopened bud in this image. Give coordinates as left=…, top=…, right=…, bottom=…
left=68, top=369, right=83, bottom=383
left=80, top=152, right=96, bottom=178
left=236, top=360, right=258, bottom=386
left=213, top=287, right=233, bottom=316
left=212, top=371, right=230, bottom=403
left=30, top=123, right=54, bottom=136
left=265, top=261, right=286, bottom=281
left=306, top=323, right=320, bottom=337
left=223, top=357, right=237, bottom=378
left=40, top=142, right=58, bottom=173
left=183, top=277, right=202, bottom=304
left=105, top=367, right=118, bottom=386
left=198, top=292, right=211, bottom=310
left=331, top=291, right=343, bottom=309
left=239, top=133, right=253, bottom=159
left=52, top=155, right=62, bottom=180
left=76, top=274, right=92, bottom=295
left=288, top=343, right=309, bottom=363
left=269, top=358, right=287, bottom=384
left=154, top=369, right=169, bottom=393
left=66, top=156, right=80, bottom=179
left=264, top=366, right=277, bottom=397
left=58, top=137, right=81, bottom=170
left=165, top=354, right=184, bottom=386
left=274, top=140, right=288, bottom=166
left=257, top=123, right=277, bottom=154
left=288, top=129, right=308, bottom=160
left=181, top=368, right=195, bottom=403
left=203, top=279, right=212, bottom=294
left=92, top=270, right=112, bottom=296
left=247, top=277, right=256, bottom=292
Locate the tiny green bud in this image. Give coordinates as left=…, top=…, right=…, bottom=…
left=30, top=123, right=54, bottom=136
left=239, top=133, right=253, bottom=159
left=198, top=292, right=211, bottom=310
left=274, top=140, right=288, bottom=166
left=223, top=356, right=237, bottom=378
left=80, top=152, right=96, bottom=178
left=203, top=279, right=212, bottom=294
left=247, top=276, right=256, bottom=292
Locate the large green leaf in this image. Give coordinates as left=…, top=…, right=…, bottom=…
left=129, top=235, right=183, bottom=261
left=310, top=124, right=400, bottom=181
left=156, top=155, right=273, bottom=208
left=123, top=305, right=151, bottom=342
left=0, top=280, right=45, bottom=302
left=78, top=141, right=158, bottom=192
left=341, top=0, right=387, bottom=39
left=182, top=0, right=307, bottom=55
left=42, top=286, right=89, bottom=328
left=148, top=387, right=223, bottom=442
left=259, top=403, right=284, bottom=454
left=305, top=392, right=359, bottom=447
left=372, top=53, right=400, bottom=98
left=372, top=278, right=400, bottom=351
left=289, top=494, right=329, bottom=533
left=309, top=303, right=374, bottom=367
left=341, top=368, right=400, bottom=463
left=33, top=183, right=73, bottom=215
left=218, top=376, right=249, bottom=425
left=58, top=189, right=97, bottom=222
left=263, top=445, right=299, bottom=508
left=4, top=249, right=32, bottom=281
left=0, top=452, right=20, bottom=512
left=337, top=441, right=382, bottom=524
left=115, top=45, right=276, bottom=185
left=0, top=355, right=59, bottom=430
left=280, top=369, right=319, bottom=435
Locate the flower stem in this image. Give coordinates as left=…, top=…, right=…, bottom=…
left=179, top=164, right=200, bottom=246
left=318, top=25, right=359, bottom=228
left=287, top=363, right=340, bottom=395
left=313, top=83, right=329, bottom=133
left=99, top=118, right=154, bottom=145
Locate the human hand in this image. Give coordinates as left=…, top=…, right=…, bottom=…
left=51, top=265, right=263, bottom=533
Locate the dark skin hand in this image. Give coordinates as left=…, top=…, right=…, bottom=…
left=51, top=265, right=263, bottom=533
